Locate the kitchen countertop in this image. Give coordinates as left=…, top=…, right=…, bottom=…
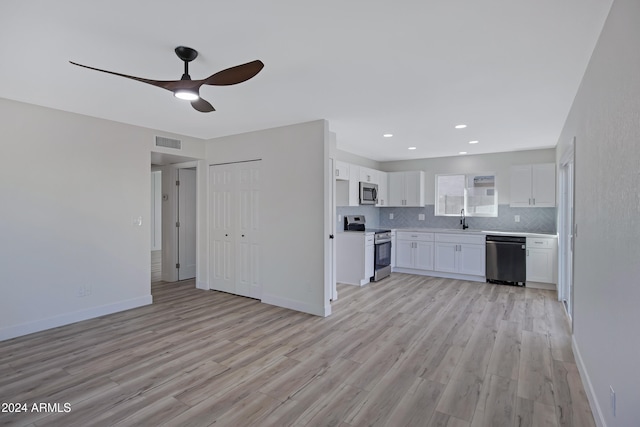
left=393, top=228, right=557, bottom=238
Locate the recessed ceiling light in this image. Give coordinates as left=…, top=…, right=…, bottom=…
left=469, top=140, right=479, bottom=144
left=383, top=133, right=393, bottom=138
left=455, top=124, right=467, bottom=129
left=459, top=151, right=467, bottom=155
left=408, top=147, right=417, bottom=150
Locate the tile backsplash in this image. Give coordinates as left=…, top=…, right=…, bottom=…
left=380, top=204, right=556, bottom=233
left=337, top=206, right=380, bottom=229
left=338, top=204, right=556, bottom=234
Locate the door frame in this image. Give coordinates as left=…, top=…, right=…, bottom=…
left=162, top=160, right=199, bottom=283
left=177, top=167, right=197, bottom=280
left=558, top=138, right=575, bottom=329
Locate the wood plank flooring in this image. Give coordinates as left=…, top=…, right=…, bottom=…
left=0, top=274, right=595, bottom=426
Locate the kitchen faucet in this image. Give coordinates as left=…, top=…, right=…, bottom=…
left=460, top=208, right=468, bottom=230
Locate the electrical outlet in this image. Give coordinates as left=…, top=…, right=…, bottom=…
left=338, top=214, right=342, bottom=223
left=515, top=215, right=520, bottom=223
left=418, top=214, right=425, bottom=221
left=389, top=213, right=394, bottom=220
left=610, top=386, right=616, bottom=416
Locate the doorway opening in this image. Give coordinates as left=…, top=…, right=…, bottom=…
left=151, top=168, right=163, bottom=283
left=151, top=151, right=200, bottom=286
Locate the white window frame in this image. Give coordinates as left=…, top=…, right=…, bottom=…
left=435, top=172, right=498, bottom=217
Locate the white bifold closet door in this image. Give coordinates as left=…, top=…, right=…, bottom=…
left=209, top=161, right=261, bottom=299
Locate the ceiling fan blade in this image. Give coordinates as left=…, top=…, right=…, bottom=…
left=69, top=61, right=180, bottom=91
left=191, top=98, right=215, bottom=112
left=203, top=60, right=264, bottom=86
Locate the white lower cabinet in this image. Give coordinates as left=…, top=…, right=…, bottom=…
left=526, top=237, right=557, bottom=284
left=396, top=232, right=434, bottom=270
left=336, top=232, right=374, bottom=286
left=434, top=233, right=486, bottom=277
left=390, top=231, right=396, bottom=268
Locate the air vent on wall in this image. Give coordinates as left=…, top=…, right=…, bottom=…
left=155, top=136, right=182, bottom=150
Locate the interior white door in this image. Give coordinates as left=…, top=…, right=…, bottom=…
left=209, top=165, right=235, bottom=293
left=177, top=168, right=197, bottom=280
left=236, top=163, right=261, bottom=298
left=209, top=161, right=261, bottom=298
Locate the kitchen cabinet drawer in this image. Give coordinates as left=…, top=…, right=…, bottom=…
left=396, top=231, right=434, bottom=241
left=435, top=233, right=485, bottom=245
left=527, top=237, right=552, bottom=248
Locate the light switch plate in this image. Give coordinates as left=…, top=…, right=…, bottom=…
left=418, top=214, right=425, bottom=220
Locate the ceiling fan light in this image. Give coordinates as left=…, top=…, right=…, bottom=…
left=174, top=89, right=199, bottom=101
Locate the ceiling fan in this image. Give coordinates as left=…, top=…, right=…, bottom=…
left=70, top=46, right=264, bottom=112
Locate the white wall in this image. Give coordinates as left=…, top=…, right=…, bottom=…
left=381, top=149, right=556, bottom=204
left=556, top=0, right=640, bottom=425
left=204, top=120, right=331, bottom=316
left=0, top=98, right=205, bottom=340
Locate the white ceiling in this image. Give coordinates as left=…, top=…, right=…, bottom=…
left=0, top=0, right=612, bottom=161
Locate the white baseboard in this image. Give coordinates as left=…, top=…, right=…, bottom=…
left=573, top=335, right=607, bottom=427
left=261, top=293, right=329, bottom=317
left=0, top=295, right=153, bottom=342
left=526, top=281, right=557, bottom=291
left=392, top=267, right=485, bottom=283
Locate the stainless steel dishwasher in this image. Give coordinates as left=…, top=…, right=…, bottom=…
left=485, top=235, right=526, bottom=285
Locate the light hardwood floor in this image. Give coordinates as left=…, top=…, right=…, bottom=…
left=0, top=274, right=594, bottom=426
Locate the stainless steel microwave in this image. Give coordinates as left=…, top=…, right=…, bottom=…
left=359, top=182, right=378, bottom=205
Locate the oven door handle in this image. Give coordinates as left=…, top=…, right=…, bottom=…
left=375, top=238, right=391, bottom=244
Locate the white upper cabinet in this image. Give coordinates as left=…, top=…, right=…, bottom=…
left=388, top=171, right=425, bottom=207
left=359, top=167, right=378, bottom=184
left=348, top=164, right=360, bottom=206
left=510, top=163, right=556, bottom=207
left=376, top=171, right=388, bottom=207
left=335, top=161, right=387, bottom=206
left=335, top=160, right=350, bottom=181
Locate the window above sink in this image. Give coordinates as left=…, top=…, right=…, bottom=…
left=435, top=173, right=497, bottom=217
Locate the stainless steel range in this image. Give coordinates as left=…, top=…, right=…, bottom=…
left=344, top=215, right=392, bottom=282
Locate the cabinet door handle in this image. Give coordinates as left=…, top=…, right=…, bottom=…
left=529, top=198, right=532, bottom=205
left=527, top=249, right=530, bottom=256
left=533, top=198, right=536, bottom=205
